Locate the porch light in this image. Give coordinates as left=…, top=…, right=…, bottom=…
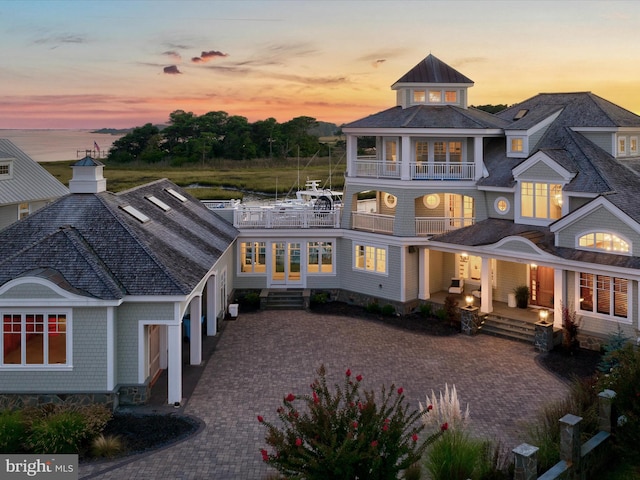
left=465, top=295, right=474, bottom=307
left=539, top=309, right=549, bottom=323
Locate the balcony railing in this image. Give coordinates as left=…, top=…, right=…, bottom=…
left=353, top=158, right=475, bottom=180
left=354, top=159, right=401, bottom=179
left=234, top=206, right=341, bottom=229
left=415, top=217, right=475, bottom=236
left=351, top=212, right=395, bottom=234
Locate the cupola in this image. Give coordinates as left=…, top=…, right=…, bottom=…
left=391, top=54, right=474, bottom=109
left=69, top=154, right=106, bottom=194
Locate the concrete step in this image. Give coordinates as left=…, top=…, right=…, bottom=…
left=479, top=314, right=536, bottom=343
left=264, top=290, right=305, bottom=310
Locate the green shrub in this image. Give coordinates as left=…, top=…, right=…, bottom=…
left=0, top=410, right=25, bottom=453
left=310, top=292, right=329, bottom=308
left=77, top=403, right=112, bottom=438
left=240, top=291, right=261, bottom=311
left=381, top=304, right=396, bottom=316
left=258, top=365, right=444, bottom=480
left=598, top=326, right=630, bottom=373
left=419, top=303, right=433, bottom=318
left=366, top=302, right=381, bottom=314
left=425, top=429, right=484, bottom=480
left=435, top=308, right=447, bottom=321
left=27, top=410, right=87, bottom=454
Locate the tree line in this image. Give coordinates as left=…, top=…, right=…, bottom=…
left=108, top=110, right=339, bottom=164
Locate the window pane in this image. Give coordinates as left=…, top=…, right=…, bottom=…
left=48, top=315, right=66, bottom=364
left=3, top=314, right=22, bottom=364
left=321, top=243, right=333, bottom=273
left=580, top=273, right=594, bottom=311
left=613, top=278, right=628, bottom=318
left=445, top=90, right=457, bottom=102
left=434, top=142, right=446, bottom=162
left=413, top=90, right=425, bottom=102
left=428, top=90, right=442, bottom=103
left=596, top=275, right=611, bottom=315
left=415, top=142, right=428, bottom=162
left=449, top=142, right=462, bottom=162
left=355, top=245, right=364, bottom=269
left=376, top=248, right=386, bottom=273
left=521, top=182, right=534, bottom=217
left=365, top=246, right=375, bottom=271
left=25, top=314, right=45, bottom=364
left=534, top=183, right=548, bottom=218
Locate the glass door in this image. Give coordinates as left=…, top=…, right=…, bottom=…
left=271, top=242, right=302, bottom=286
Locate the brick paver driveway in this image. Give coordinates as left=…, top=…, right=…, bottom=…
left=79, top=310, right=569, bottom=479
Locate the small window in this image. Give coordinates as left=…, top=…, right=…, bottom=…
left=239, top=242, right=266, bottom=273
left=0, top=160, right=12, bottom=179
left=383, top=193, right=397, bottom=208
left=120, top=205, right=150, bottom=223
left=166, top=188, right=188, bottom=202
left=510, top=138, right=524, bottom=153
left=428, top=90, right=442, bottom=103
left=307, top=241, right=333, bottom=274
left=354, top=244, right=387, bottom=274
left=423, top=194, right=440, bottom=209
left=630, top=137, right=638, bottom=155
left=495, top=197, right=510, bottom=215
left=578, top=232, right=630, bottom=254
left=18, top=203, right=30, bottom=220
left=413, top=90, right=425, bottom=103
left=444, top=90, right=457, bottom=103
left=618, top=136, right=627, bottom=156
left=146, top=195, right=171, bottom=211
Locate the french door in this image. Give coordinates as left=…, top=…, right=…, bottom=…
left=271, top=242, right=302, bottom=286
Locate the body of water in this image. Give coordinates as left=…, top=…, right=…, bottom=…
left=0, top=129, right=124, bottom=162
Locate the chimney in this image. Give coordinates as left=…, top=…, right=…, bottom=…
left=69, top=155, right=106, bottom=194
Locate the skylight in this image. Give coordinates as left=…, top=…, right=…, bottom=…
left=513, top=109, right=529, bottom=120
left=146, top=195, right=171, bottom=211
left=120, top=205, right=150, bottom=223
left=166, top=188, right=187, bottom=202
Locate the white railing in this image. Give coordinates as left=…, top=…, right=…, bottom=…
left=354, top=159, right=401, bottom=179
left=410, top=162, right=475, bottom=180
left=234, top=206, right=340, bottom=229
left=351, top=212, right=395, bottom=234
left=415, top=217, right=475, bottom=236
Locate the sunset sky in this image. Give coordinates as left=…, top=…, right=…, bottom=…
left=2, top=0, right=639, bottom=129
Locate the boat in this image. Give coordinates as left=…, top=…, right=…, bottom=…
left=275, top=179, right=342, bottom=212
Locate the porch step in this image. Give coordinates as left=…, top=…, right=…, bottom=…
left=263, top=289, right=305, bottom=310
left=479, top=314, right=537, bottom=343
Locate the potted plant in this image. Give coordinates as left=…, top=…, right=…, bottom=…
left=513, top=285, right=529, bottom=309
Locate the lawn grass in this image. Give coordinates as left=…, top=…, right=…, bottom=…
left=42, top=156, right=346, bottom=200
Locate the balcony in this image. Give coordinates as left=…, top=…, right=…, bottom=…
left=416, top=217, right=475, bottom=236
left=353, top=157, right=475, bottom=180
left=351, top=212, right=395, bottom=234
left=234, top=206, right=341, bottom=229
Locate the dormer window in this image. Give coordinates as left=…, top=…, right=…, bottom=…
left=0, top=160, right=13, bottom=179
left=578, top=232, right=630, bottom=254
left=618, top=136, right=627, bottom=156
left=511, top=138, right=524, bottom=153
left=631, top=137, right=638, bottom=155
left=507, top=135, right=528, bottom=157
left=520, top=182, right=562, bottom=220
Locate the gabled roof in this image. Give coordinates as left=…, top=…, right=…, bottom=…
left=344, top=105, right=508, bottom=130
left=392, top=54, right=474, bottom=86
left=0, top=179, right=238, bottom=300
left=0, top=139, right=69, bottom=205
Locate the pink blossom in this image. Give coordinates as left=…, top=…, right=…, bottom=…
left=441, top=422, right=449, bottom=431
left=345, top=368, right=352, bottom=377
left=295, top=438, right=302, bottom=447
left=397, top=387, right=404, bottom=395
left=356, top=374, right=363, bottom=382
left=257, top=415, right=264, bottom=423
left=285, top=393, right=295, bottom=402
left=427, top=404, right=433, bottom=411
left=313, top=391, right=319, bottom=404
left=260, top=449, right=269, bottom=461
left=353, top=421, right=358, bottom=429
left=371, top=440, right=378, bottom=447
left=412, top=433, right=418, bottom=442
left=383, top=424, right=388, bottom=431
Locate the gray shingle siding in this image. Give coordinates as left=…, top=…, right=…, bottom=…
left=555, top=205, right=640, bottom=249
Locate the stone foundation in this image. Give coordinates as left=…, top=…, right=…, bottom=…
left=578, top=331, right=607, bottom=352
left=0, top=392, right=116, bottom=411
left=117, top=383, right=151, bottom=406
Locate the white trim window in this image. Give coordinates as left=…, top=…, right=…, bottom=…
left=354, top=244, right=387, bottom=274
left=495, top=197, right=510, bottom=215
left=0, top=160, right=13, bottom=179
left=631, top=136, right=638, bottom=155
left=520, top=182, right=562, bottom=220
left=239, top=241, right=266, bottom=273
left=510, top=137, right=524, bottom=153
left=18, top=203, right=30, bottom=220
left=577, top=232, right=630, bottom=254
left=618, top=136, right=627, bottom=156
left=307, top=241, right=333, bottom=274
left=1, top=310, right=70, bottom=367
left=579, top=273, right=629, bottom=321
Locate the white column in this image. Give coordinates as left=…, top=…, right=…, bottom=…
left=474, top=137, right=483, bottom=180
left=190, top=297, right=202, bottom=365
left=480, top=256, right=493, bottom=313
left=418, top=248, right=430, bottom=300
left=159, top=326, right=168, bottom=369
left=401, top=136, right=411, bottom=180
left=167, top=324, right=182, bottom=405
left=346, top=134, right=357, bottom=178
left=554, top=268, right=564, bottom=328
left=206, top=278, right=217, bottom=336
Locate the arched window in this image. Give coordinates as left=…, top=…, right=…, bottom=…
left=577, top=232, right=630, bottom=254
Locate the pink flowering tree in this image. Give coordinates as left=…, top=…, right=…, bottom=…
left=257, top=365, right=445, bottom=480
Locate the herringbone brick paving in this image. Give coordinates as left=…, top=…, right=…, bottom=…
left=79, top=310, right=570, bottom=479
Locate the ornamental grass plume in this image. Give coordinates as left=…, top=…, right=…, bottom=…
left=257, top=364, right=445, bottom=480
left=419, top=383, right=470, bottom=432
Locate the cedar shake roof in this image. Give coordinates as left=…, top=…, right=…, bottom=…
left=0, top=139, right=69, bottom=205
left=392, top=54, right=474, bottom=86
left=0, top=178, right=238, bottom=300
left=345, top=105, right=508, bottom=129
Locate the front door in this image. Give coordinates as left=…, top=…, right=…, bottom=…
left=271, top=242, right=302, bottom=286
left=531, top=266, right=554, bottom=307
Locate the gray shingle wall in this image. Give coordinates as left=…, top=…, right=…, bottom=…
left=518, top=161, right=567, bottom=181
left=495, top=261, right=528, bottom=304
left=0, top=205, right=16, bottom=229
left=581, top=132, right=614, bottom=155
left=0, top=283, right=65, bottom=299
left=556, top=205, right=640, bottom=249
